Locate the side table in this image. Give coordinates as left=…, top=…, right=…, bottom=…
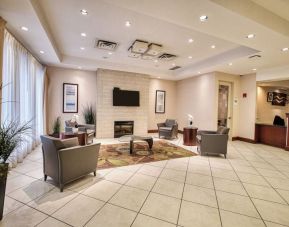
left=183, top=127, right=198, bottom=146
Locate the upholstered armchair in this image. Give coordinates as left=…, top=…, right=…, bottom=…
left=196, top=126, right=230, bottom=158
left=40, top=135, right=100, bottom=192
left=157, top=119, right=178, bottom=139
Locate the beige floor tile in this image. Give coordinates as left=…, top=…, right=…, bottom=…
left=3, top=196, right=24, bottom=216
left=257, top=169, right=287, bottom=179
left=0, top=204, right=47, bottom=227
left=85, top=203, right=137, bottom=227
left=13, top=161, right=42, bottom=174
left=237, top=172, right=270, bottom=186
left=216, top=191, right=260, bottom=218
left=186, top=172, right=214, bottom=189
left=8, top=180, right=54, bottom=203
left=118, top=164, right=143, bottom=173
left=210, top=162, right=233, bottom=170
left=25, top=168, right=45, bottom=179
left=211, top=168, right=239, bottom=181
left=265, top=177, right=289, bottom=190
left=125, top=173, right=157, bottom=191
left=7, top=171, right=20, bottom=180
left=160, top=168, right=187, bottom=183
left=105, top=169, right=134, bottom=184
left=28, top=188, right=78, bottom=215
left=6, top=175, right=37, bottom=194
left=233, top=165, right=260, bottom=175
left=220, top=210, right=265, bottom=227
left=140, top=192, right=181, bottom=224
left=165, top=160, right=188, bottom=171
left=152, top=178, right=184, bottom=198
left=276, top=189, right=289, bottom=204
left=109, top=185, right=149, bottom=211
left=183, top=184, right=217, bottom=208
left=249, top=161, right=275, bottom=170
left=187, top=164, right=211, bottom=176
left=36, top=217, right=70, bottom=227
left=253, top=198, right=289, bottom=226
left=82, top=179, right=122, bottom=202
left=243, top=183, right=286, bottom=204
left=52, top=194, right=104, bottom=227
left=146, top=160, right=168, bottom=168
left=137, top=165, right=163, bottom=177
left=65, top=175, right=99, bottom=192
left=178, top=200, right=221, bottom=227
left=132, top=214, right=175, bottom=227
left=214, top=178, right=247, bottom=195
left=265, top=221, right=287, bottom=227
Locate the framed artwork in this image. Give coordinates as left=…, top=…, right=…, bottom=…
left=272, top=92, right=287, bottom=106
left=63, top=83, right=78, bottom=113
left=267, top=92, right=273, bottom=102
left=155, top=90, right=166, bottom=113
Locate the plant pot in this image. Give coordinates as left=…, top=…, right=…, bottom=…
left=0, top=163, right=9, bottom=220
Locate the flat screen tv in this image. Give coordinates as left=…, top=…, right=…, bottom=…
left=113, top=87, right=140, bottom=106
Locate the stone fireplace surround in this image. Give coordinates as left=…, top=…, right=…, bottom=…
left=96, top=69, right=150, bottom=138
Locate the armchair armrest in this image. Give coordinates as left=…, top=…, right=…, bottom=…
left=157, top=123, right=166, bottom=128
left=197, top=130, right=217, bottom=135
left=61, top=137, right=79, bottom=148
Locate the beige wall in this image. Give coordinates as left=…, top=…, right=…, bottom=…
left=176, top=73, right=217, bottom=130
left=46, top=66, right=97, bottom=134
left=148, top=79, right=177, bottom=130
left=239, top=74, right=256, bottom=140
left=256, top=86, right=289, bottom=124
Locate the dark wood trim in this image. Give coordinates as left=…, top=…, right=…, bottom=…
left=232, top=136, right=256, bottom=144
left=63, top=83, right=79, bottom=113
left=148, top=129, right=158, bottom=133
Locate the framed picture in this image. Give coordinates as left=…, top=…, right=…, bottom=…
left=155, top=90, right=166, bottom=113
left=267, top=92, right=273, bottom=102
left=63, top=83, right=78, bottom=113
left=272, top=92, right=287, bottom=106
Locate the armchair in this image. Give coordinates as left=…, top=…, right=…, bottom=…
left=157, top=119, right=178, bottom=139
left=40, top=135, right=100, bottom=192
left=196, top=126, right=230, bottom=158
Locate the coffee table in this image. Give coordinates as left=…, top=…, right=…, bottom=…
left=119, top=135, right=153, bottom=155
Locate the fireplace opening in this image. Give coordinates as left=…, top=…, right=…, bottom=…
left=114, top=121, right=134, bottom=138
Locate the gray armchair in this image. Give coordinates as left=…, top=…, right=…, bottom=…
left=40, top=135, right=100, bottom=192
left=196, top=126, right=230, bottom=158
left=157, top=119, right=178, bottom=139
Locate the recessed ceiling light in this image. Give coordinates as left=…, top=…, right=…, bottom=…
left=188, top=56, right=192, bottom=59
left=188, top=38, right=194, bottom=43
left=172, top=63, right=176, bottom=66
left=252, top=68, right=257, bottom=71
left=80, top=9, right=88, bottom=15
left=228, top=63, right=233, bottom=66
left=200, top=15, right=208, bottom=22
left=80, top=47, right=85, bottom=50
left=81, top=33, right=87, bottom=37
left=246, top=34, right=255, bottom=39
left=154, top=59, right=158, bottom=63
left=21, top=26, right=28, bottom=31
left=282, top=47, right=289, bottom=52
left=125, top=21, right=131, bottom=27
left=108, top=52, right=112, bottom=55
left=78, top=66, right=82, bottom=69
left=39, top=50, right=44, bottom=54
left=198, top=71, right=201, bottom=74
left=211, top=45, right=216, bottom=49
left=157, top=77, right=161, bottom=79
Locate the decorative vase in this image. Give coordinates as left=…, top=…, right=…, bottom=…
left=0, top=163, right=9, bottom=220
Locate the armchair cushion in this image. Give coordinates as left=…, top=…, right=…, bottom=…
left=165, top=119, right=177, bottom=127
left=159, top=127, right=173, bottom=131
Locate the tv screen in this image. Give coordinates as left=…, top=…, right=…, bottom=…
left=113, top=87, right=140, bottom=106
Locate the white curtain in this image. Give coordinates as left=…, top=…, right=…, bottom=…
left=1, top=30, right=46, bottom=167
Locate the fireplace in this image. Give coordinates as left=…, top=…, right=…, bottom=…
left=114, top=121, right=134, bottom=138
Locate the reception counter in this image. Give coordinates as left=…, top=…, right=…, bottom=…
left=255, top=123, right=286, bottom=148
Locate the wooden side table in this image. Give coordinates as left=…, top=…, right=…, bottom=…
left=183, top=127, right=198, bottom=146
left=60, top=132, right=87, bottom=146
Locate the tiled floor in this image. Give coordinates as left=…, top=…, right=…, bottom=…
left=2, top=135, right=289, bottom=227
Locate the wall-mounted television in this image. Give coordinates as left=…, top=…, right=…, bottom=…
left=113, top=87, right=140, bottom=106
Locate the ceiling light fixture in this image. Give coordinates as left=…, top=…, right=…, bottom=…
left=39, top=50, right=44, bottom=54
left=282, top=47, right=288, bottom=52
left=188, top=38, right=194, bottom=43
left=154, top=59, right=158, bottom=63
left=157, top=77, right=161, bottom=79
left=21, top=26, right=28, bottom=31
left=172, top=63, right=176, bottom=66
left=80, top=9, right=88, bottom=15
left=252, top=68, right=257, bottom=71
left=228, top=63, right=232, bottom=66
left=108, top=52, right=112, bottom=55
left=211, top=45, right=216, bottom=49
left=200, top=15, right=208, bottom=22
left=125, top=21, right=131, bottom=27
left=246, top=34, right=255, bottom=39
left=188, top=56, right=192, bottom=59
left=80, top=47, right=85, bottom=50
left=78, top=66, right=82, bottom=69
left=81, top=33, right=87, bottom=37
left=198, top=71, right=201, bottom=74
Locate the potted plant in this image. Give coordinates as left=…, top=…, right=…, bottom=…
left=82, top=105, right=95, bottom=125
left=51, top=116, right=61, bottom=138
left=0, top=120, right=31, bottom=220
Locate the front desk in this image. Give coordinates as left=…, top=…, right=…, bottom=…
left=255, top=123, right=286, bottom=148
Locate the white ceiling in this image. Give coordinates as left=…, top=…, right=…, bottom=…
left=0, top=0, right=289, bottom=80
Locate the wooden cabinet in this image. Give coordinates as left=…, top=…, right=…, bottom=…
left=183, top=127, right=198, bottom=146
left=255, top=124, right=286, bottom=148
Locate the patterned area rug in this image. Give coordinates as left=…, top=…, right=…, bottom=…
left=97, top=140, right=196, bottom=169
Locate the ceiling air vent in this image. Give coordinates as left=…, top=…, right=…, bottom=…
left=169, top=66, right=181, bottom=70
left=95, top=39, right=118, bottom=51
left=249, top=54, right=261, bottom=59
left=129, top=40, right=149, bottom=54
left=158, top=53, right=177, bottom=61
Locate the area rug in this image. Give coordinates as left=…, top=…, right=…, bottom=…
left=97, top=140, right=196, bottom=169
